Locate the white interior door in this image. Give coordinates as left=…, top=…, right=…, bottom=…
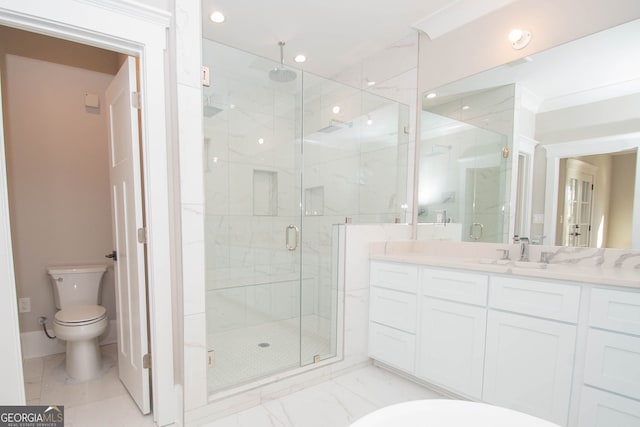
left=106, top=56, right=150, bottom=414
left=562, top=159, right=596, bottom=247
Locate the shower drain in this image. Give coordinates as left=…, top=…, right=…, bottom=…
left=258, top=342, right=271, bottom=348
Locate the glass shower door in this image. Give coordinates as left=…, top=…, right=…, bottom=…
left=203, top=40, right=304, bottom=392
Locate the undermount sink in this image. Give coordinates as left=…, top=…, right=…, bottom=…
left=512, top=260, right=547, bottom=269
left=477, top=258, right=511, bottom=265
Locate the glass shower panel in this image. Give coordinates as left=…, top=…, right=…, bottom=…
left=203, top=40, right=303, bottom=393
left=299, top=74, right=409, bottom=365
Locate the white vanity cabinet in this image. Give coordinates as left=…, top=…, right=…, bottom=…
left=483, top=276, right=579, bottom=426
left=416, top=268, right=488, bottom=399
left=368, top=261, right=418, bottom=373
left=577, top=288, right=640, bottom=427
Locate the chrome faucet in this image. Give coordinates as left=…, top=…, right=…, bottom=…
left=519, top=237, right=530, bottom=262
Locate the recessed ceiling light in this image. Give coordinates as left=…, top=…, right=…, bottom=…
left=366, top=80, right=376, bottom=86
left=294, top=54, right=307, bottom=63
left=258, top=138, right=265, bottom=145
left=209, top=11, right=225, bottom=24
left=332, top=105, right=340, bottom=114
left=462, top=105, right=470, bottom=110
left=426, top=92, right=437, bottom=99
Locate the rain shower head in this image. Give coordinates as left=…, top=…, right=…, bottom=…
left=269, top=41, right=297, bottom=83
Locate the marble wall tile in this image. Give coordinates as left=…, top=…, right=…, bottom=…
left=175, top=0, right=201, bottom=89
left=178, top=85, right=205, bottom=205
left=184, top=312, right=208, bottom=411
left=183, top=204, right=206, bottom=316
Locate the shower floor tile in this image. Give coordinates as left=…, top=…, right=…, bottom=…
left=208, top=315, right=332, bottom=392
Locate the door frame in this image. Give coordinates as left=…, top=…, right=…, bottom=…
left=0, top=1, right=177, bottom=425
left=543, top=132, right=640, bottom=249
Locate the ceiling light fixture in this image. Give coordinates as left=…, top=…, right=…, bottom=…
left=294, top=54, right=307, bottom=63
left=462, top=105, right=470, bottom=110
left=426, top=93, right=437, bottom=99
left=332, top=105, right=340, bottom=114
left=366, top=80, right=376, bottom=86
left=366, top=115, right=373, bottom=125
left=258, top=138, right=265, bottom=145
left=209, top=11, right=225, bottom=23
left=509, top=28, right=532, bottom=49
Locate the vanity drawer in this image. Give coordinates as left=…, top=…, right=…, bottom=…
left=589, top=288, right=640, bottom=336
left=489, top=276, right=580, bottom=323
left=421, top=267, right=488, bottom=306
left=370, top=261, right=418, bottom=293
left=368, top=322, right=415, bottom=373
left=584, top=329, right=640, bottom=400
left=370, top=287, right=417, bottom=332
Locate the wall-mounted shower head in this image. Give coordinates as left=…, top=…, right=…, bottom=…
left=269, top=41, right=297, bottom=83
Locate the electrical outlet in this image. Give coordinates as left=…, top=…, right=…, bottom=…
left=18, top=297, right=31, bottom=313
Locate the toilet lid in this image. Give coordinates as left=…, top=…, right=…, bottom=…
left=55, top=305, right=106, bottom=324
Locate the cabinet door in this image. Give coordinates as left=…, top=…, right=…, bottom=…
left=584, top=329, right=640, bottom=400
left=578, top=386, right=640, bottom=427
left=368, top=322, right=415, bottom=373
left=370, top=287, right=417, bottom=332
left=416, top=297, right=486, bottom=399
left=483, top=311, right=576, bottom=425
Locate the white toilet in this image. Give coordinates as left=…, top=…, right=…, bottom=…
left=47, top=264, right=108, bottom=381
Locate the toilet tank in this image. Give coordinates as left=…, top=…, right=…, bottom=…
left=47, top=265, right=107, bottom=309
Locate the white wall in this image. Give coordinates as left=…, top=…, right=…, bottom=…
left=418, top=0, right=640, bottom=91
left=608, top=153, right=637, bottom=248
left=2, top=53, right=116, bottom=334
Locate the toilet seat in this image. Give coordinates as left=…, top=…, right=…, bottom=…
left=54, top=304, right=107, bottom=326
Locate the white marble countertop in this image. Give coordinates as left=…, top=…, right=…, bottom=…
left=370, top=241, right=640, bottom=289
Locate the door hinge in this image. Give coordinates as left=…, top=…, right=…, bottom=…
left=207, top=350, right=215, bottom=368
left=143, top=353, right=151, bottom=369
left=201, top=66, right=211, bottom=87
left=137, top=227, right=147, bottom=244
left=132, top=91, right=141, bottom=109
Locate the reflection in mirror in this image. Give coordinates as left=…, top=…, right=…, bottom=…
left=419, top=19, right=640, bottom=248
left=419, top=85, right=514, bottom=243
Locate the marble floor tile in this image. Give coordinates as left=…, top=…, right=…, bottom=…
left=200, top=405, right=289, bottom=427
left=65, top=394, right=155, bottom=427
left=22, top=344, right=150, bottom=427
left=205, top=365, right=445, bottom=427
left=261, top=380, right=379, bottom=427
left=333, top=365, right=444, bottom=407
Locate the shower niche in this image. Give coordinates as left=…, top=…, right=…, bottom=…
left=253, top=170, right=278, bottom=216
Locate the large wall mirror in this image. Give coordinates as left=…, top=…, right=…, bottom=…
left=419, top=19, right=640, bottom=248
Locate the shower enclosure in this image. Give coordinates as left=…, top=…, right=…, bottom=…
left=202, top=39, right=409, bottom=393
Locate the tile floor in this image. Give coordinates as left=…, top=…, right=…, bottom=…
left=23, top=343, right=155, bottom=427
left=202, top=365, right=445, bottom=427
left=24, top=345, right=444, bottom=427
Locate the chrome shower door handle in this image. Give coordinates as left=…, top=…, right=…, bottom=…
left=286, top=224, right=299, bottom=251
left=469, top=222, right=484, bottom=241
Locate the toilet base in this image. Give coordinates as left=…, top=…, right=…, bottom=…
left=65, top=337, right=103, bottom=381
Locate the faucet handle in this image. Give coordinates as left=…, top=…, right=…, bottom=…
left=496, top=248, right=510, bottom=260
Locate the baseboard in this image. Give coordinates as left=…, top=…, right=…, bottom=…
left=21, top=319, right=118, bottom=359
